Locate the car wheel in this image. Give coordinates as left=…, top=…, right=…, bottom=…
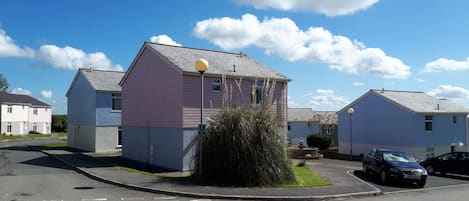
left=363, top=164, right=368, bottom=175
left=425, top=165, right=435, bottom=175
left=416, top=179, right=426, bottom=188
left=380, top=170, right=387, bottom=184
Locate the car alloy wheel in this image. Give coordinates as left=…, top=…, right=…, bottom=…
left=380, top=170, right=387, bottom=184
left=425, top=165, right=435, bottom=175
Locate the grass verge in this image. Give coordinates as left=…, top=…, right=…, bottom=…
left=27, top=134, right=52, bottom=138
left=57, top=132, right=68, bottom=138
left=280, top=165, right=331, bottom=188
left=0, top=135, right=24, bottom=140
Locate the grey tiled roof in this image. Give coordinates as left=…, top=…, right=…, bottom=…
left=372, top=89, right=468, bottom=113
left=288, top=108, right=314, bottom=121
left=146, top=42, right=290, bottom=80
left=312, top=111, right=338, bottom=125
left=80, top=69, right=125, bottom=92
left=0, top=92, right=50, bottom=107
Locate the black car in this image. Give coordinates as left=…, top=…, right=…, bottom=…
left=420, top=152, right=469, bottom=175
left=362, top=148, right=427, bottom=187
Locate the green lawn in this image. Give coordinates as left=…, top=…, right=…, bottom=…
left=280, top=165, right=331, bottom=187
left=0, top=134, right=24, bottom=140
left=56, top=132, right=68, bottom=138
left=27, top=133, right=52, bottom=138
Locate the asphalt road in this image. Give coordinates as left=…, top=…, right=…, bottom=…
left=0, top=139, right=219, bottom=201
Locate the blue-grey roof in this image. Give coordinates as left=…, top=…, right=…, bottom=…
left=288, top=108, right=314, bottom=121
left=67, top=69, right=124, bottom=97
left=372, top=90, right=468, bottom=114
left=0, top=92, right=50, bottom=107
left=145, top=42, right=290, bottom=81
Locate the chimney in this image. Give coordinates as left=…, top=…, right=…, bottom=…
left=381, top=88, right=384, bottom=93
left=233, top=64, right=236, bottom=72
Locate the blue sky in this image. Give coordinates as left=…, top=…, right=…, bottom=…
left=2, top=0, right=469, bottom=114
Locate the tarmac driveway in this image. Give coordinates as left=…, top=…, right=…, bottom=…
left=316, top=158, right=469, bottom=193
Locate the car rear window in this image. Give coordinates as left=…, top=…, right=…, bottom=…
left=383, top=151, right=416, bottom=162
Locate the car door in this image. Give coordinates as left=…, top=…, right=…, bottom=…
left=439, top=152, right=459, bottom=174
left=370, top=150, right=384, bottom=173
left=460, top=152, right=469, bottom=175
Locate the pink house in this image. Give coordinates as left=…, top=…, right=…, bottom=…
left=120, top=42, right=290, bottom=171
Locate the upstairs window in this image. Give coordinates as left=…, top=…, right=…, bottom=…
left=212, top=79, right=221, bottom=92
left=453, top=116, right=457, bottom=124
left=7, top=105, right=12, bottom=113
left=33, top=108, right=38, bottom=115
left=251, top=80, right=263, bottom=105
left=112, top=93, right=122, bottom=111
left=425, top=115, right=433, bottom=131
left=326, top=125, right=333, bottom=135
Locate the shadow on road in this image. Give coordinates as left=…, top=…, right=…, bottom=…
left=21, top=156, right=72, bottom=170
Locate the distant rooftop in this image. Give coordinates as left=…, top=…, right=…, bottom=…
left=371, top=89, right=468, bottom=114
left=288, top=108, right=314, bottom=121
left=68, top=69, right=125, bottom=95
left=0, top=92, right=50, bottom=107
left=145, top=42, right=290, bottom=81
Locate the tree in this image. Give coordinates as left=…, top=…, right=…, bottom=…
left=52, top=115, right=67, bottom=132
left=0, top=73, right=8, bottom=92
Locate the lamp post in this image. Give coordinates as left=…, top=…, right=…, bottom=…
left=195, top=58, right=208, bottom=175
left=347, top=107, right=354, bottom=161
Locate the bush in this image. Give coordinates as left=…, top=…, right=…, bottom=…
left=52, top=115, right=67, bottom=132
left=306, top=135, right=332, bottom=150
left=28, top=130, right=40, bottom=134
left=196, top=106, right=295, bottom=187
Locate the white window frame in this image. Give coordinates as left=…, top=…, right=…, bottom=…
left=32, top=123, right=37, bottom=132
left=112, top=93, right=122, bottom=111
left=7, top=105, right=12, bottom=113
left=33, top=108, right=38, bottom=115
left=425, top=115, right=433, bottom=132
left=251, top=80, right=263, bottom=105
left=7, top=122, right=12, bottom=133
left=212, top=79, right=221, bottom=92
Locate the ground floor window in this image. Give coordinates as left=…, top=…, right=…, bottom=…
left=32, top=123, right=37, bottom=132
left=117, top=127, right=122, bottom=146
left=7, top=123, right=12, bottom=133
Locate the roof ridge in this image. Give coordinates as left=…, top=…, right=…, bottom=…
left=79, top=68, right=125, bottom=73
left=145, top=41, right=250, bottom=57
left=371, top=89, right=423, bottom=93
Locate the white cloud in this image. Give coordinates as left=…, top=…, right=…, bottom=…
left=428, top=85, right=469, bottom=99
left=415, top=78, right=426, bottom=83
left=424, top=57, right=469, bottom=73
left=41, top=90, right=53, bottom=99
left=352, top=82, right=365, bottom=86
left=308, top=89, right=350, bottom=110
left=150, top=35, right=182, bottom=46
left=0, top=28, right=34, bottom=57
left=287, top=96, right=299, bottom=107
left=11, top=88, right=32, bottom=95
left=38, top=45, right=123, bottom=71
left=234, top=0, right=379, bottom=16
left=193, top=14, right=410, bottom=79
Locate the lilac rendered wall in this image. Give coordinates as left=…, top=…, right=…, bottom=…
left=182, top=76, right=287, bottom=128
left=122, top=48, right=183, bottom=128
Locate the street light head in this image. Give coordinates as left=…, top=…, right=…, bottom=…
left=195, top=58, right=209, bottom=73
left=347, top=107, right=355, bottom=115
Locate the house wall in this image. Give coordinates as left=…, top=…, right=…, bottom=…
left=182, top=76, right=288, bottom=128
left=28, top=107, right=51, bottom=134
left=338, top=92, right=467, bottom=159
left=122, top=47, right=183, bottom=128
left=0, top=104, right=28, bottom=135
left=95, top=126, right=119, bottom=152
left=288, top=121, right=318, bottom=146
left=68, top=73, right=97, bottom=150
left=96, top=92, right=121, bottom=126
left=67, top=124, right=96, bottom=152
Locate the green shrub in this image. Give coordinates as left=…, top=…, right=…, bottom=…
left=196, top=106, right=295, bottom=187
left=52, top=115, right=67, bottom=132
left=306, top=135, right=332, bottom=150
left=297, top=160, right=306, bottom=167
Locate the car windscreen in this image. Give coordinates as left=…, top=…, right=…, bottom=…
left=383, top=151, right=416, bottom=162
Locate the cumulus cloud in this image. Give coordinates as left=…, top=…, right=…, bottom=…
left=424, top=57, right=469, bottom=73
left=352, top=82, right=365, bottom=86
left=150, top=35, right=182, bottom=46
left=428, top=85, right=469, bottom=99
left=308, top=89, right=350, bottom=110
left=41, top=90, right=53, bottom=99
left=234, top=0, right=379, bottom=16
left=193, top=14, right=410, bottom=79
left=38, top=45, right=123, bottom=71
left=0, top=28, right=34, bottom=57
left=11, top=88, right=32, bottom=95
